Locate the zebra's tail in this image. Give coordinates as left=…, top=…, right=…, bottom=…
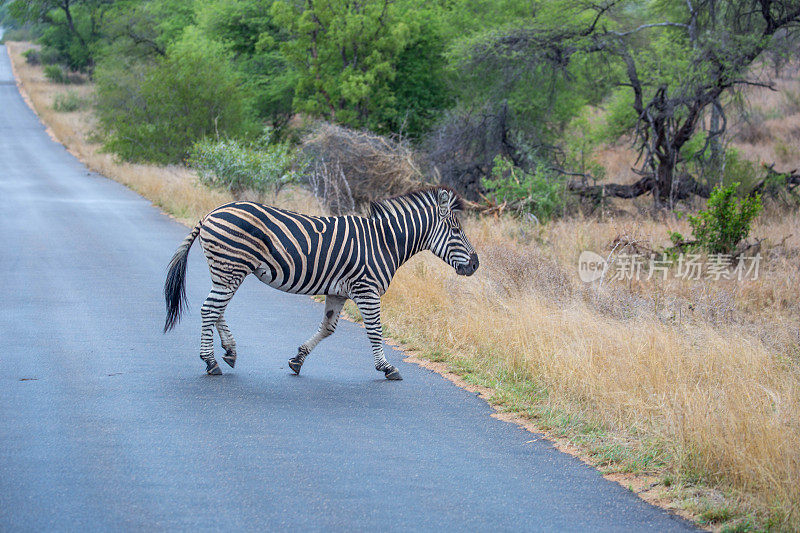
left=164, top=221, right=202, bottom=333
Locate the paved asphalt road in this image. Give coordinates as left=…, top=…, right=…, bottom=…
left=0, top=44, right=694, bottom=532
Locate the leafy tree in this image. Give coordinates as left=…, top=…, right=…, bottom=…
left=452, top=34, right=607, bottom=158
left=272, top=0, right=404, bottom=131
left=460, top=0, right=800, bottom=207
left=0, top=1, right=24, bottom=29
left=438, top=3, right=622, bottom=197
left=8, top=0, right=113, bottom=69
left=94, top=26, right=254, bottom=164
left=195, top=0, right=296, bottom=130
left=272, top=0, right=451, bottom=137
left=385, top=3, right=452, bottom=137
left=96, top=0, right=196, bottom=61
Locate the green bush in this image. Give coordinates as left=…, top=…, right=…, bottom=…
left=688, top=183, right=762, bottom=254
left=37, top=23, right=92, bottom=71
left=189, top=131, right=300, bottom=197
left=52, top=91, right=86, bottom=112
left=482, top=155, right=565, bottom=223
left=38, top=46, right=62, bottom=66
left=668, top=231, right=684, bottom=245
left=722, top=150, right=764, bottom=194
left=43, top=65, right=69, bottom=84
left=22, top=49, right=40, bottom=65
left=681, top=138, right=765, bottom=195
left=94, top=26, right=254, bottom=164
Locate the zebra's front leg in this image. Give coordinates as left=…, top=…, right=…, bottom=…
left=216, top=314, right=237, bottom=368
left=352, top=291, right=402, bottom=380
left=289, top=295, right=346, bottom=375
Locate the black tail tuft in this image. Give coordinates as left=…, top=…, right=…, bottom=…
left=164, top=223, right=201, bottom=333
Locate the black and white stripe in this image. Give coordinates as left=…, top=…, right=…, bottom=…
left=164, top=187, right=479, bottom=379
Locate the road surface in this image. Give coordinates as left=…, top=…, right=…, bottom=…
left=0, top=44, right=694, bottom=531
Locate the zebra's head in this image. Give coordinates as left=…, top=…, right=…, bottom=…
left=428, top=188, right=479, bottom=276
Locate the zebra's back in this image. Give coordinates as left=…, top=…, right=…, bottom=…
left=198, top=201, right=368, bottom=295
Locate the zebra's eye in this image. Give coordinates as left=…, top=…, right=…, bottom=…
left=452, top=227, right=461, bottom=235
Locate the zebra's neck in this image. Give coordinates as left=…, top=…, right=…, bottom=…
left=368, top=193, right=436, bottom=278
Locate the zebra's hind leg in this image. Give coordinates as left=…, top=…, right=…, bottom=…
left=200, top=283, right=237, bottom=375
left=217, top=314, right=237, bottom=368
left=289, top=295, right=346, bottom=375
left=351, top=290, right=402, bottom=381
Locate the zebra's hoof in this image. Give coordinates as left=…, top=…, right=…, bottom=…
left=205, top=361, right=222, bottom=375
left=222, top=350, right=236, bottom=368
left=384, top=366, right=403, bottom=381
left=288, top=357, right=303, bottom=375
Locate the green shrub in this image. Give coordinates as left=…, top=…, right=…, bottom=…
left=482, top=155, right=564, bottom=223
left=38, top=23, right=92, bottom=71
left=43, top=65, right=69, bottom=84
left=94, top=26, right=254, bottom=164
left=688, top=183, right=762, bottom=254
left=681, top=138, right=765, bottom=195
left=38, top=46, right=62, bottom=66
left=721, top=149, right=764, bottom=194
left=189, top=131, right=300, bottom=197
left=52, top=91, right=86, bottom=112
left=669, top=231, right=684, bottom=246
left=22, top=49, right=40, bottom=65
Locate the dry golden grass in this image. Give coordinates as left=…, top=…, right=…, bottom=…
left=732, top=65, right=800, bottom=169
left=594, top=143, right=641, bottom=184
left=8, top=42, right=800, bottom=530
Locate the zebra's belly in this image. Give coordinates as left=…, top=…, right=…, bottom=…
left=252, top=264, right=348, bottom=297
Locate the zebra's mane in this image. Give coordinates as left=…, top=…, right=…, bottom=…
left=368, top=186, right=464, bottom=219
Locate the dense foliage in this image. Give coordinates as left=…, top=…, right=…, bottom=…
left=272, top=0, right=451, bottom=136
left=189, top=130, right=299, bottom=197
left=4, top=0, right=799, bottom=216
left=482, top=155, right=565, bottom=223
left=94, top=26, right=254, bottom=163
left=688, top=184, right=763, bottom=254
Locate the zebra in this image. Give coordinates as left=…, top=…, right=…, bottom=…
left=163, top=186, right=479, bottom=380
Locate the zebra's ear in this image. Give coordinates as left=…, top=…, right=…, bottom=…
left=437, top=189, right=452, bottom=218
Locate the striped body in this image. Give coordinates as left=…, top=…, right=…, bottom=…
left=200, top=202, right=423, bottom=297
left=164, top=187, right=478, bottom=379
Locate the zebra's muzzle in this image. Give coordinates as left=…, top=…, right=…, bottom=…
left=455, top=254, right=479, bottom=276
